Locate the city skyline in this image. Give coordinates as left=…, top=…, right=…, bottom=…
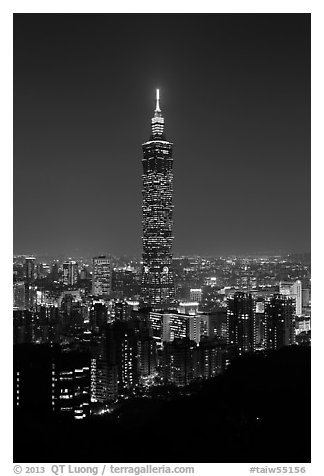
left=14, top=14, right=310, bottom=257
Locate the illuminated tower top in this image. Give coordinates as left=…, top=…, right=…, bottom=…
left=151, top=88, right=165, bottom=140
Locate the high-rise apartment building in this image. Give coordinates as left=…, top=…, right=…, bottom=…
left=89, top=301, right=108, bottom=331
left=24, top=256, right=36, bottom=281
left=14, top=344, right=91, bottom=420
left=292, top=280, right=303, bottom=317
left=162, top=338, right=197, bottom=386
left=90, top=337, right=114, bottom=403
left=92, top=255, right=111, bottom=298
left=197, top=339, right=228, bottom=379
left=54, top=351, right=91, bottom=420
left=141, top=90, right=175, bottom=309
left=264, top=294, right=295, bottom=350
left=13, top=282, right=26, bottom=310
left=254, top=299, right=267, bottom=350
left=279, top=280, right=302, bottom=317
left=106, top=321, right=139, bottom=391
left=226, top=292, right=255, bottom=354
left=137, top=335, right=157, bottom=379
left=62, top=260, right=78, bottom=287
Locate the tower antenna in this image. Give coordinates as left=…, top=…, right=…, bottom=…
left=155, top=88, right=161, bottom=112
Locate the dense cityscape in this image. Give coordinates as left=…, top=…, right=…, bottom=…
left=13, top=90, right=311, bottom=462
left=13, top=252, right=311, bottom=378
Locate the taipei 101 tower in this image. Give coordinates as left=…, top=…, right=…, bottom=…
left=141, top=89, right=175, bottom=310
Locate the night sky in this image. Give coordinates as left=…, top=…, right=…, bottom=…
left=14, top=14, right=310, bottom=257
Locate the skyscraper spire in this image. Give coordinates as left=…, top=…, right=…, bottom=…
left=155, top=88, right=161, bottom=114
left=151, top=89, right=165, bottom=139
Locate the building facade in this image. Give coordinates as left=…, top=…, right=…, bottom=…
left=264, top=294, right=295, bottom=350
left=190, top=288, right=202, bottom=302
left=13, top=282, right=26, bottom=310
left=62, top=260, right=78, bottom=287
left=24, top=256, right=36, bottom=281
left=226, top=292, right=255, bottom=354
left=141, top=90, right=175, bottom=310
left=92, top=255, right=111, bottom=298
left=162, top=338, right=197, bottom=386
left=279, top=280, right=303, bottom=317
left=14, top=344, right=91, bottom=420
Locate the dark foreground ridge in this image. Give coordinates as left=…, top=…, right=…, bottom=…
left=14, top=346, right=310, bottom=463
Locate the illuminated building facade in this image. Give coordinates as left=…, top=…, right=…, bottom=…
left=90, top=337, right=111, bottom=403
left=62, top=260, right=78, bottom=286
left=14, top=344, right=91, bottom=420
left=226, top=292, right=255, bottom=354
left=13, top=281, right=26, bottom=310
left=264, top=294, right=295, bottom=350
left=24, top=256, right=36, bottom=281
left=162, top=338, right=197, bottom=386
left=163, top=313, right=188, bottom=342
left=149, top=311, right=190, bottom=343
left=149, top=312, right=164, bottom=346
left=190, top=288, right=202, bottom=302
left=254, top=299, right=267, bottom=350
left=197, top=339, right=227, bottom=379
left=141, top=90, right=175, bottom=309
left=92, top=255, right=111, bottom=297
left=279, top=280, right=303, bottom=317
left=54, top=351, right=91, bottom=420
left=106, top=321, right=139, bottom=391
left=138, top=335, right=157, bottom=378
